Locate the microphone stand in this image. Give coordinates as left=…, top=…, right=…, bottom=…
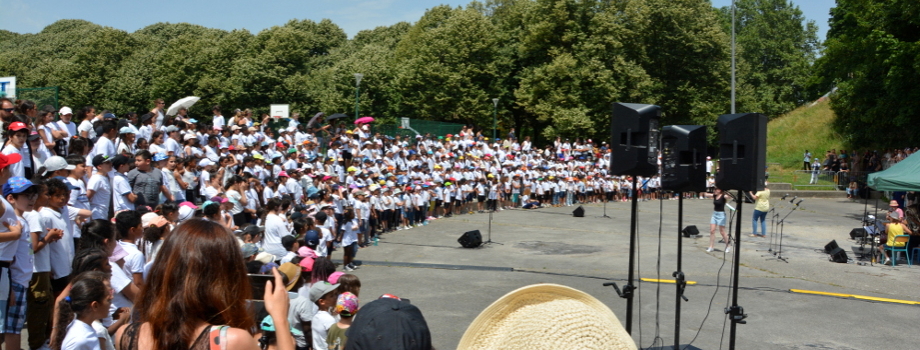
left=770, top=199, right=803, bottom=263
left=597, top=193, right=612, bottom=219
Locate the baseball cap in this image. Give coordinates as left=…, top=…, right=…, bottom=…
left=198, top=159, right=213, bottom=167
left=103, top=113, right=117, bottom=120
left=7, top=122, right=27, bottom=132
left=309, top=281, right=340, bottom=303
left=152, top=153, right=169, bottom=162
left=59, top=107, right=73, bottom=115
left=165, top=125, right=179, bottom=133
left=241, top=243, right=261, bottom=259
left=345, top=297, right=431, bottom=350
left=2, top=177, right=33, bottom=198
left=91, top=154, right=113, bottom=167
left=28, top=131, right=41, bottom=141
left=118, top=127, right=135, bottom=135
left=183, top=133, right=196, bottom=141
left=177, top=205, right=195, bottom=223
left=335, top=292, right=359, bottom=317
left=112, top=155, right=134, bottom=168
left=140, top=113, right=154, bottom=122
left=43, top=156, right=76, bottom=176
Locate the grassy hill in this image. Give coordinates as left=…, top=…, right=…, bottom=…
left=767, top=99, right=844, bottom=170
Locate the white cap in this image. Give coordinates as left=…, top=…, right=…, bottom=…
left=42, top=156, right=76, bottom=175
left=59, top=106, right=73, bottom=115
left=183, top=133, right=196, bottom=141
left=119, top=127, right=135, bottom=135
left=198, top=159, right=213, bottom=167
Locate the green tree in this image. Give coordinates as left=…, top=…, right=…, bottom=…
left=719, top=0, right=820, bottom=118
left=393, top=5, right=501, bottom=127
left=814, top=0, right=920, bottom=148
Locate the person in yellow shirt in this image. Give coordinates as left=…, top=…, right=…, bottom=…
left=749, top=185, right=770, bottom=237
left=878, top=211, right=912, bottom=264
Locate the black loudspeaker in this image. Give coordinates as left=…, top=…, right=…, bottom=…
left=661, top=125, right=708, bottom=192
left=573, top=206, right=585, bottom=217
left=829, top=247, right=848, bottom=263
left=682, top=225, right=700, bottom=237
left=458, top=230, right=483, bottom=248
left=609, top=103, right=660, bottom=176
left=849, top=228, right=867, bottom=239
left=824, top=240, right=840, bottom=254
left=715, top=113, right=767, bottom=192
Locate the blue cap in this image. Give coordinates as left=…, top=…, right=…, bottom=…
left=189, top=118, right=198, bottom=123
left=52, top=177, right=79, bottom=190
left=153, top=153, right=168, bottom=162
left=2, top=177, right=33, bottom=198
left=103, top=113, right=117, bottom=120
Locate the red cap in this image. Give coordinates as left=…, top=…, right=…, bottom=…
left=0, top=153, right=22, bottom=171
left=228, top=145, right=236, bottom=151
left=7, top=122, right=27, bottom=132
left=276, top=142, right=284, bottom=148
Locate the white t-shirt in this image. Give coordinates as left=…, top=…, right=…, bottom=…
left=10, top=215, right=33, bottom=286
left=1, top=144, right=24, bottom=178
left=41, top=207, right=74, bottom=280
left=112, top=172, right=135, bottom=212
left=118, top=241, right=145, bottom=278
left=0, top=198, right=19, bottom=261
left=316, top=226, right=331, bottom=258
left=107, top=260, right=133, bottom=326
left=87, top=174, right=111, bottom=220
left=77, top=119, right=96, bottom=140
left=311, top=310, right=336, bottom=350
left=262, top=213, right=290, bottom=257
left=61, top=319, right=99, bottom=350
left=25, top=211, right=50, bottom=273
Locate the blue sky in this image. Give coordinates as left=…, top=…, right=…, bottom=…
left=2, top=0, right=835, bottom=40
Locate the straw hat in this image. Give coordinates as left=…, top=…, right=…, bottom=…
left=457, top=283, right=636, bottom=350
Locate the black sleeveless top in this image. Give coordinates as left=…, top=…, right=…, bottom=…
left=119, top=322, right=212, bottom=350
left=713, top=195, right=726, bottom=212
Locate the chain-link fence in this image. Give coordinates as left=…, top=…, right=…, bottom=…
left=16, top=87, right=59, bottom=110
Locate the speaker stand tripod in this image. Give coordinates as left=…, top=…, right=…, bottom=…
left=481, top=207, right=502, bottom=246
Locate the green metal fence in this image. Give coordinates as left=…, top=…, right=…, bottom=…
left=16, top=87, right=59, bottom=110
left=374, top=118, right=465, bottom=139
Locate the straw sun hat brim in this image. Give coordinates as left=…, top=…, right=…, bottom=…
left=458, top=283, right=637, bottom=350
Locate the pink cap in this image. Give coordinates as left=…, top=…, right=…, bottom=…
left=179, top=201, right=199, bottom=209
left=279, top=171, right=289, bottom=178
left=328, top=271, right=345, bottom=284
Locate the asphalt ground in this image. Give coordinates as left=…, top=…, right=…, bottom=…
left=23, top=196, right=915, bottom=349
left=343, top=196, right=918, bottom=350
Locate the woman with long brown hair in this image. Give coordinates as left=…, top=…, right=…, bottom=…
left=115, top=219, right=292, bottom=350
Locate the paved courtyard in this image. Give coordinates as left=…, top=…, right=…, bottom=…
left=346, top=196, right=918, bottom=349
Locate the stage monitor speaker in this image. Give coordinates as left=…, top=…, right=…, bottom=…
left=573, top=206, right=585, bottom=217
left=458, top=230, right=483, bottom=248
left=824, top=240, right=840, bottom=254
left=609, top=103, right=660, bottom=177
left=682, top=225, right=700, bottom=237
left=715, top=113, right=767, bottom=192
left=849, top=228, right=867, bottom=239
left=661, top=125, right=708, bottom=192
left=829, top=247, right=848, bottom=263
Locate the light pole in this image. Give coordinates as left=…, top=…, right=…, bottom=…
left=731, top=0, right=736, bottom=114
left=492, top=98, right=499, bottom=140
left=354, top=73, right=364, bottom=120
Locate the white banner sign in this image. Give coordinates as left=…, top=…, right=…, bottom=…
left=0, top=77, right=15, bottom=98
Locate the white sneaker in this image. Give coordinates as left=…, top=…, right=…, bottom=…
left=706, top=247, right=714, bottom=252
left=725, top=246, right=732, bottom=253
left=344, top=265, right=354, bottom=272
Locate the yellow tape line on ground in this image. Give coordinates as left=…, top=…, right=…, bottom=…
left=641, top=278, right=697, bottom=285
left=789, top=289, right=920, bottom=305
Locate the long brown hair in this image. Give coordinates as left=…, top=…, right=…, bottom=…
left=134, top=219, right=254, bottom=349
